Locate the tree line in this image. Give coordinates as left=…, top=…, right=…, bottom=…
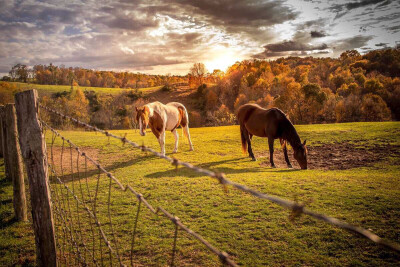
left=1, top=48, right=399, bottom=129
left=193, top=48, right=399, bottom=126
left=4, top=63, right=187, bottom=89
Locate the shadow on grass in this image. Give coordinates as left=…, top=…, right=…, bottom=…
left=0, top=217, right=18, bottom=229
left=53, top=154, right=155, bottom=182
left=145, top=156, right=300, bottom=178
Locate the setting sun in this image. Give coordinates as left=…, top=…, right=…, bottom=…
left=205, top=51, right=238, bottom=72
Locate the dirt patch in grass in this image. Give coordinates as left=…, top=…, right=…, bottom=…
left=47, top=146, right=100, bottom=178
left=259, top=143, right=400, bottom=170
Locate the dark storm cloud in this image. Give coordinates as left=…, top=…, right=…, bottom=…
left=292, top=19, right=329, bottom=43
left=170, top=0, right=298, bottom=33
left=330, top=0, right=390, bottom=13
left=333, top=35, right=374, bottom=51
left=386, top=25, right=400, bottom=33
left=92, top=16, right=158, bottom=31
left=297, top=18, right=327, bottom=30
left=311, top=30, right=327, bottom=38
left=375, top=42, right=389, bottom=47
left=252, top=40, right=328, bottom=59
left=0, top=2, right=82, bottom=25
left=264, top=41, right=328, bottom=52
left=252, top=49, right=329, bottom=59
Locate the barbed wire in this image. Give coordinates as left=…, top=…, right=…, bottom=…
left=39, top=104, right=400, bottom=254
left=41, top=119, right=238, bottom=266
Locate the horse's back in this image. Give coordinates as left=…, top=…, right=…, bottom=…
left=238, top=104, right=289, bottom=137
left=237, top=104, right=264, bottom=123
left=166, top=102, right=186, bottom=111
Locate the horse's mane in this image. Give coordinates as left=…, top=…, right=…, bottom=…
left=275, top=109, right=302, bottom=150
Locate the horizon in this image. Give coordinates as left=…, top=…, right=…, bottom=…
left=1, top=0, right=399, bottom=77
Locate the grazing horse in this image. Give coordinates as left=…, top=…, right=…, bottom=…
left=237, top=104, right=308, bottom=169
left=135, top=101, right=194, bottom=156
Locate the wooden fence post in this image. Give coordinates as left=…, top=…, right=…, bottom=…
left=15, top=90, right=57, bottom=267
left=5, top=104, right=28, bottom=222
left=0, top=105, right=3, bottom=158
left=0, top=105, right=10, bottom=180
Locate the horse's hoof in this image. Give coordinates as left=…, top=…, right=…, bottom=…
left=271, top=165, right=276, bottom=168
left=189, top=148, right=194, bottom=151
left=287, top=165, right=293, bottom=168
left=251, top=158, right=257, bottom=161
left=172, top=150, right=178, bottom=153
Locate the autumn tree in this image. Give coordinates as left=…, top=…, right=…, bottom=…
left=9, top=64, right=29, bottom=82
left=361, top=94, right=391, bottom=121
left=189, top=63, right=207, bottom=87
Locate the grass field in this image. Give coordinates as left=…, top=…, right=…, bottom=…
left=10, top=82, right=162, bottom=96
left=1, top=122, right=400, bottom=266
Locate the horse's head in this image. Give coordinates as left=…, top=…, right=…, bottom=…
left=294, top=140, right=308, bottom=169
left=135, top=106, right=149, bottom=136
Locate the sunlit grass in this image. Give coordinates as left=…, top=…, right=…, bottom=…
left=10, top=82, right=162, bottom=96
left=1, top=122, right=400, bottom=266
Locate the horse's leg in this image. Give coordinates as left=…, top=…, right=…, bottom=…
left=268, top=137, right=276, bottom=168
left=183, top=125, right=194, bottom=151
left=172, top=129, right=179, bottom=153
left=159, top=130, right=166, bottom=156
left=246, top=130, right=256, bottom=161
left=280, top=138, right=292, bottom=168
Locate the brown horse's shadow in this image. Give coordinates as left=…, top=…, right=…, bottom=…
left=145, top=156, right=300, bottom=178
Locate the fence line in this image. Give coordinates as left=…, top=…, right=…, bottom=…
left=41, top=119, right=238, bottom=266
left=39, top=104, right=400, bottom=254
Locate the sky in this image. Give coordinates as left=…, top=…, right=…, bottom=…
left=0, top=0, right=399, bottom=76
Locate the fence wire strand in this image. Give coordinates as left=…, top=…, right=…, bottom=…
left=41, top=118, right=238, bottom=266
left=39, top=104, right=400, bottom=256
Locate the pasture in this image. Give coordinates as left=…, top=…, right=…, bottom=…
left=10, top=82, right=162, bottom=96
left=1, top=122, right=400, bottom=266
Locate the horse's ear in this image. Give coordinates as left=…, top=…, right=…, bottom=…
left=303, top=139, right=307, bottom=146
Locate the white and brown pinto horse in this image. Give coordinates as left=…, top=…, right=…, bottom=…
left=135, top=101, right=194, bottom=155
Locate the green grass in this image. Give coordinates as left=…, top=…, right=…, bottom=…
left=1, top=122, right=400, bottom=266
left=0, top=160, right=35, bottom=266
left=10, top=82, right=162, bottom=96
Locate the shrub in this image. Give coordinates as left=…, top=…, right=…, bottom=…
left=361, top=94, right=391, bottom=121
left=189, top=111, right=202, bottom=127
left=161, top=84, right=172, bottom=92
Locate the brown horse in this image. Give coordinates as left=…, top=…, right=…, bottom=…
left=237, top=104, right=308, bottom=169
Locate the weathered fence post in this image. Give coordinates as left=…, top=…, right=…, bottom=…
left=15, top=90, right=57, bottom=267
left=0, top=105, right=10, bottom=179
left=0, top=105, right=3, bottom=158
left=5, top=104, right=28, bottom=222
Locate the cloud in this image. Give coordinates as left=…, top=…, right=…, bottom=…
left=264, top=41, right=328, bottom=52
left=253, top=40, right=329, bottom=59
left=386, top=24, right=400, bottom=33
left=375, top=42, right=389, bottom=47
left=333, top=35, right=374, bottom=51
left=311, top=31, right=327, bottom=38
left=330, top=0, right=390, bottom=13
left=0, top=0, right=398, bottom=75
left=172, top=0, right=298, bottom=27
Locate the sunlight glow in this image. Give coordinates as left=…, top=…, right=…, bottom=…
left=205, top=50, right=239, bottom=72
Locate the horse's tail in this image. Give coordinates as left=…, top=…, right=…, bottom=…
left=240, top=124, right=247, bottom=154
left=177, top=105, right=189, bottom=138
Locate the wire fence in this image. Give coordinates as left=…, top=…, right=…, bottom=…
left=39, top=104, right=400, bottom=266
left=41, top=118, right=237, bottom=266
